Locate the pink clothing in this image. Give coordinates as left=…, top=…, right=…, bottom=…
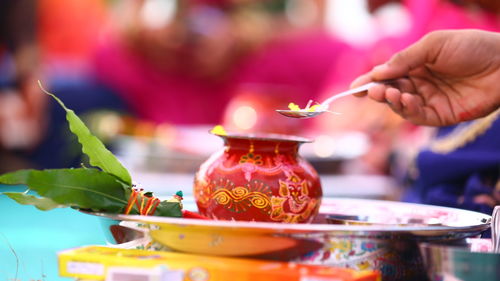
left=406, top=0, right=499, bottom=35
left=94, top=39, right=233, bottom=124
left=93, top=1, right=499, bottom=126
left=234, top=32, right=364, bottom=104
left=371, top=0, right=500, bottom=64
left=94, top=32, right=361, bottom=125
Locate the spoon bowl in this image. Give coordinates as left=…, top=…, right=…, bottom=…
left=274, top=110, right=324, bottom=119
left=276, top=81, right=385, bottom=119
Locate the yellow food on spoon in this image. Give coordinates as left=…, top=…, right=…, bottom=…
left=307, top=105, right=320, bottom=112
left=288, top=102, right=301, bottom=111
left=210, top=125, right=227, bottom=135
left=288, top=102, right=320, bottom=112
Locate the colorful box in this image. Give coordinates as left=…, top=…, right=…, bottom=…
left=59, top=246, right=380, bottom=281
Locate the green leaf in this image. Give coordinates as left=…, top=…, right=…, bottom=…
left=27, top=168, right=129, bottom=212
left=38, top=81, right=132, bottom=185
left=0, top=169, right=32, bottom=185
left=153, top=201, right=183, bottom=217
left=0, top=169, right=183, bottom=217
left=3, top=192, right=67, bottom=211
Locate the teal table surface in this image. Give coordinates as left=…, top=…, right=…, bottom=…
left=1, top=185, right=106, bottom=281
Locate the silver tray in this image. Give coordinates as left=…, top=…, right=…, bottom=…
left=94, top=198, right=490, bottom=281
left=420, top=238, right=499, bottom=281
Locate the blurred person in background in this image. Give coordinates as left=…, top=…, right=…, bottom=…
left=366, top=1, right=500, bottom=214
left=313, top=0, right=500, bottom=176
left=351, top=28, right=500, bottom=215
left=27, top=0, right=367, bottom=169
left=16, top=0, right=129, bottom=169
left=0, top=0, right=129, bottom=171
left=94, top=0, right=363, bottom=129
left=0, top=0, right=48, bottom=172
left=365, top=0, right=500, bottom=65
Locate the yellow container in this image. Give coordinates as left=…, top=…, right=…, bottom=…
left=59, top=246, right=380, bottom=281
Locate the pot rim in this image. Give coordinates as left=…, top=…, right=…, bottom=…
left=211, top=131, right=313, bottom=143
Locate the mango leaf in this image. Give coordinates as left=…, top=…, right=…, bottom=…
left=0, top=169, right=182, bottom=217
left=38, top=81, right=131, bottom=185
left=131, top=200, right=182, bottom=217
left=26, top=168, right=130, bottom=212
left=155, top=201, right=182, bottom=217
left=3, top=192, right=67, bottom=211
left=0, top=169, right=31, bottom=185
left=0, top=168, right=130, bottom=212
left=1, top=84, right=182, bottom=218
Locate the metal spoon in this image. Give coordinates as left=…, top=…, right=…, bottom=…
left=276, top=81, right=381, bottom=119
left=492, top=205, right=500, bottom=253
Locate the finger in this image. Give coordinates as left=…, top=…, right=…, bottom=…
left=385, top=88, right=403, bottom=112
left=366, top=83, right=390, bottom=103
left=400, top=93, right=424, bottom=121
left=400, top=93, right=419, bottom=116
left=388, top=77, right=417, bottom=94
left=350, top=73, right=372, bottom=97
left=371, top=32, right=442, bottom=81
left=400, top=93, right=442, bottom=126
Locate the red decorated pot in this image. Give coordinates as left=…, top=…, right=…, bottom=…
left=194, top=132, right=322, bottom=223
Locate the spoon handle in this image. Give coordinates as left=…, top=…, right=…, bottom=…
left=320, top=82, right=380, bottom=108
left=492, top=205, right=500, bottom=253
left=320, top=79, right=401, bottom=109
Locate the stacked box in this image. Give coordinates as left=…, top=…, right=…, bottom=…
left=59, top=246, right=380, bottom=281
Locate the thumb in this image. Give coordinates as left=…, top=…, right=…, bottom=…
left=372, top=32, right=440, bottom=81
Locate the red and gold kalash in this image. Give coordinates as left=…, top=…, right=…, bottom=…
left=194, top=130, right=322, bottom=223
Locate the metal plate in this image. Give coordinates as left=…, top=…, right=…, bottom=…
left=96, top=198, right=490, bottom=240
left=92, top=198, right=491, bottom=281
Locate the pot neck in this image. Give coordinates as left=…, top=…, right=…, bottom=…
left=223, top=137, right=301, bottom=154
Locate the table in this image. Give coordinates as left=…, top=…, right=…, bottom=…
left=0, top=186, right=106, bottom=281
left=0, top=172, right=398, bottom=280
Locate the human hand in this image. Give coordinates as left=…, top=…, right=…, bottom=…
left=351, top=29, right=500, bottom=126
